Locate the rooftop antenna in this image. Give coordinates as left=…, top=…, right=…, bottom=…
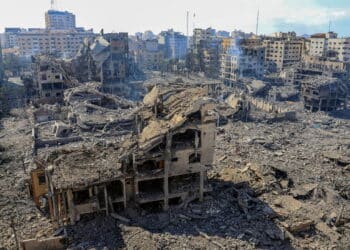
left=50, top=0, right=56, bottom=10
left=327, top=0, right=332, bottom=32
left=256, top=8, right=260, bottom=35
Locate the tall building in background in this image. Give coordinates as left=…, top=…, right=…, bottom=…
left=3, top=28, right=24, bottom=48
left=307, top=32, right=350, bottom=62
left=17, top=29, right=94, bottom=58
left=45, top=10, right=76, bottom=30
left=1, top=8, right=94, bottom=58
left=159, top=29, right=187, bottom=60
left=263, top=32, right=304, bottom=72
left=0, top=42, right=4, bottom=83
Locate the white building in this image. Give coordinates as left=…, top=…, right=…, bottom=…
left=308, top=32, right=350, bottom=62
left=17, top=29, right=94, bottom=58
left=45, top=10, right=76, bottom=30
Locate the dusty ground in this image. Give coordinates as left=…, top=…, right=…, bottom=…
left=1, top=102, right=349, bottom=249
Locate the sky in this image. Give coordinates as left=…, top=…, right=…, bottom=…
left=1, top=0, right=350, bottom=36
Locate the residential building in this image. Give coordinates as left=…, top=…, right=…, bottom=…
left=45, top=10, right=76, bottom=30
left=33, top=56, right=70, bottom=102
left=301, top=76, right=347, bottom=112
left=263, top=38, right=304, bottom=72
left=0, top=43, right=3, bottom=83
left=190, top=28, right=219, bottom=76
left=73, top=33, right=130, bottom=83
left=192, top=28, right=216, bottom=53
left=16, top=29, right=94, bottom=58
left=216, top=30, right=230, bottom=38
left=308, top=32, right=350, bottom=62
left=29, top=84, right=217, bottom=225
left=2, top=28, right=24, bottom=48
left=159, top=30, right=187, bottom=59
left=283, top=55, right=350, bottom=87
left=220, top=38, right=265, bottom=84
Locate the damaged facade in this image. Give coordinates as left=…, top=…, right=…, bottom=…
left=72, top=33, right=130, bottom=84
left=28, top=83, right=217, bottom=225
left=220, top=39, right=265, bottom=85
left=301, top=76, right=348, bottom=112
left=33, top=56, right=74, bottom=103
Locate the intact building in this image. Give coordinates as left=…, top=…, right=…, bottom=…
left=16, top=29, right=94, bottom=58
left=2, top=28, right=24, bottom=48
left=45, top=10, right=76, bottom=30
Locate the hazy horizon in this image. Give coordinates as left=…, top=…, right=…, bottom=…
left=1, top=0, right=350, bottom=36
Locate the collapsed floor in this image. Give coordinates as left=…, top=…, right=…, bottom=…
left=1, top=97, right=349, bottom=249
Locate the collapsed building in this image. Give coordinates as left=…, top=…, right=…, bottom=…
left=220, top=44, right=265, bottom=85
left=301, top=76, right=348, bottom=112
left=283, top=55, right=350, bottom=87
left=72, top=33, right=130, bottom=84
left=28, top=83, right=217, bottom=225
left=33, top=55, right=75, bottom=104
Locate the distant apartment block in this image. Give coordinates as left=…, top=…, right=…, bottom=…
left=159, top=29, right=187, bottom=59
left=73, top=33, right=130, bottom=83
left=2, top=28, right=24, bottom=49
left=307, top=32, right=350, bottom=62
left=45, top=10, right=76, bottom=30
left=220, top=38, right=265, bottom=83
left=263, top=33, right=304, bottom=72
left=16, top=29, right=94, bottom=58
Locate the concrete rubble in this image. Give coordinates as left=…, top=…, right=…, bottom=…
left=0, top=73, right=349, bottom=249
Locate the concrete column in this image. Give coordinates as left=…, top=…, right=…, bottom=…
left=163, top=133, right=172, bottom=211
left=199, top=167, right=204, bottom=202
left=67, top=189, right=75, bottom=225
left=123, top=180, right=127, bottom=208
left=104, top=185, right=109, bottom=216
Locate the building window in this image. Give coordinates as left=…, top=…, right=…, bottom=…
left=189, top=153, right=201, bottom=163
left=38, top=173, right=46, bottom=185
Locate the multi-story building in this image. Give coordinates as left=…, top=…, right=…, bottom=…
left=263, top=33, right=304, bottom=72
left=140, top=39, right=164, bottom=71
left=192, top=28, right=216, bottom=53
left=2, top=28, right=24, bottom=48
left=189, top=27, right=222, bottom=77
left=33, top=56, right=70, bottom=101
left=159, top=29, right=187, bottom=59
left=73, top=33, right=130, bottom=83
left=216, top=30, right=230, bottom=38
left=307, top=32, right=350, bottom=62
left=45, top=10, right=76, bottom=30
left=29, top=85, right=217, bottom=225
left=0, top=43, right=4, bottom=83
left=16, top=29, right=94, bottom=58
left=220, top=41, right=265, bottom=84
left=301, top=76, right=347, bottom=112
left=283, top=55, right=350, bottom=87
left=2, top=9, right=94, bottom=58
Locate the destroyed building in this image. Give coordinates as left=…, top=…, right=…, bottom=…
left=33, top=55, right=74, bottom=103
left=220, top=43, right=265, bottom=85
left=301, top=76, right=348, bottom=112
left=28, top=83, right=217, bottom=225
left=73, top=33, right=129, bottom=84
left=282, top=55, right=350, bottom=88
